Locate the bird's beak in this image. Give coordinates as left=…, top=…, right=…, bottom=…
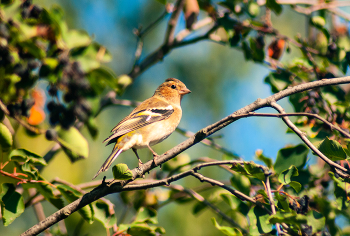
left=179, top=88, right=191, bottom=95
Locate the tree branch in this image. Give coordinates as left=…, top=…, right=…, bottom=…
left=270, top=102, right=348, bottom=177
left=169, top=184, right=248, bottom=233
left=21, top=76, right=350, bottom=235
left=164, top=0, right=185, bottom=46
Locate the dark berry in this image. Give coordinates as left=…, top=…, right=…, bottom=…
left=74, top=105, right=87, bottom=121
left=21, top=98, right=35, bottom=117
left=336, top=115, right=343, bottom=124
left=28, top=59, right=40, bottom=70
left=63, top=92, right=74, bottom=103
left=301, top=224, right=312, bottom=236
left=29, top=5, right=42, bottom=19
left=49, top=113, right=59, bottom=125
left=311, top=107, right=319, bottom=114
left=48, top=86, right=58, bottom=96
left=58, top=56, right=69, bottom=66
left=60, top=108, right=75, bottom=129
left=21, top=0, right=32, bottom=9
left=45, top=129, right=57, bottom=141
left=47, top=101, right=56, bottom=112
left=307, top=98, right=316, bottom=106
left=7, top=103, right=21, bottom=117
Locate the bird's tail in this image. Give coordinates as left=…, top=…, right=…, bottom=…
left=93, top=147, right=123, bottom=180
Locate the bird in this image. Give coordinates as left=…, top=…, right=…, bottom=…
left=93, top=78, right=191, bottom=179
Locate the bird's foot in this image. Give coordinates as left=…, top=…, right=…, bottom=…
left=138, top=160, right=143, bottom=168
left=153, top=155, right=161, bottom=169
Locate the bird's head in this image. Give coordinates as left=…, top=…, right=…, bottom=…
left=154, top=78, right=191, bottom=104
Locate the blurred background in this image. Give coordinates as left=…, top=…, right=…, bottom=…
left=2, top=0, right=317, bottom=235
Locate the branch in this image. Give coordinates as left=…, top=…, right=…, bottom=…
left=21, top=76, right=350, bottom=235
left=264, top=174, right=282, bottom=235
left=270, top=102, right=348, bottom=177
left=233, top=112, right=350, bottom=139
left=164, top=0, right=185, bottom=46
left=169, top=184, right=248, bottom=233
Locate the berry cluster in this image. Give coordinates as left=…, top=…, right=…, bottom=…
left=7, top=98, right=35, bottom=117
left=20, top=0, right=42, bottom=20
left=46, top=60, right=92, bottom=129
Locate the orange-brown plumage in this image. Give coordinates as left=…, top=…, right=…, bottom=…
left=93, top=78, right=191, bottom=179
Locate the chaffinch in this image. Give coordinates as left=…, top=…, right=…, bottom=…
left=93, top=78, right=191, bottom=179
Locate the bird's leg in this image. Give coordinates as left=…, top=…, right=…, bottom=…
left=132, top=148, right=143, bottom=168
left=132, top=148, right=146, bottom=178
left=147, top=144, right=160, bottom=167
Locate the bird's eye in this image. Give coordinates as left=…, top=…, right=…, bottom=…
left=171, top=84, right=176, bottom=89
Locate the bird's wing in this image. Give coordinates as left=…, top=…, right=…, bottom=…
left=103, top=98, right=174, bottom=145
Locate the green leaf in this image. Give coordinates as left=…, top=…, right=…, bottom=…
left=264, top=71, right=291, bottom=93
left=193, top=202, right=207, bottom=215
left=0, top=183, right=24, bottom=226
left=278, top=165, right=299, bottom=185
left=93, top=201, right=116, bottom=228
left=231, top=161, right=265, bottom=181
left=87, top=67, right=118, bottom=94
left=9, top=149, right=46, bottom=166
left=24, top=181, right=64, bottom=209
left=289, top=181, right=302, bottom=193
left=311, top=16, right=326, bottom=28
left=274, top=144, right=308, bottom=174
left=255, top=150, right=273, bottom=168
left=266, top=0, right=282, bottom=15
left=212, top=217, right=243, bottom=236
left=15, top=162, right=38, bottom=180
left=0, top=123, right=13, bottom=151
left=306, top=210, right=325, bottom=234
left=317, top=137, right=346, bottom=161
left=248, top=206, right=272, bottom=235
left=71, top=43, right=112, bottom=72
left=220, top=192, right=241, bottom=210
left=275, top=192, right=291, bottom=212
left=57, top=126, right=89, bottom=162
left=329, top=172, right=349, bottom=210
left=248, top=2, right=260, bottom=18
left=112, top=163, right=133, bottom=180
left=268, top=212, right=307, bottom=225
left=249, top=37, right=264, bottom=62
left=127, top=224, right=165, bottom=236
left=64, top=29, right=91, bottom=49
left=134, top=207, right=158, bottom=224
left=230, top=172, right=251, bottom=195
left=57, top=184, right=94, bottom=224
left=86, top=117, right=98, bottom=139
left=117, top=74, right=133, bottom=95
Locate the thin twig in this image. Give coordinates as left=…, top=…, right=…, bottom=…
left=169, top=184, right=247, bottom=233
left=265, top=174, right=283, bottom=235
left=270, top=102, right=348, bottom=177
left=231, top=112, right=350, bottom=139
left=164, top=0, right=185, bottom=46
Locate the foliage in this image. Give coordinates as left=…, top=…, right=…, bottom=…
left=1, top=0, right=350, bottom=235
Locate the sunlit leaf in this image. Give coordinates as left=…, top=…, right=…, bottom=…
left=56, top=126, right=89, bottom=162
left=278, top=165, right=299, bottom=185
left=9, top=148, right=46, bottom=166
left=248, top=206, right=272, bottom=234
left=274, top=144, right=308, bottom=174
left=0, top=123, right=13, bottom=151
left=0, top=183, right=24, bottom=226
left=317, top=137, right=346, bottom=161
left=112, top=163, right=133, bottom=180
left=212, top=217, right=243, bottom=236
left=57, top=184, right=94, bottom=224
